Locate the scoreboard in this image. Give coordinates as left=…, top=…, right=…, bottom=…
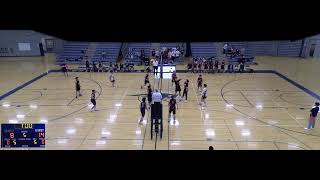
left=155, top=65, right=176, bottom=79
left=1, top=124, right=45, bottom=148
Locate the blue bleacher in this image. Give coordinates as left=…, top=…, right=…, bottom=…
left=247, top=41, right=274, bottom=56
left=91, top=42, right=121, bottom=63
left=56, top=42, right=121, bottom=65
left=191, top=43, right=217, bottom=58
left=56, top=42, right=89, bottom=64
left=277, top=40, right=302, bottom=57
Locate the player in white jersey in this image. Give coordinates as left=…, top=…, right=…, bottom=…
left=201, top=84, right=208, bottom=107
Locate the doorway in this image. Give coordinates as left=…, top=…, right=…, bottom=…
left=309, top=44, right=316, bottom=57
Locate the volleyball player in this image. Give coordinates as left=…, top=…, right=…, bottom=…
left=171, top=71, right=177, bottom=87
left=141, top=72, right=150, bottom=89
left=214, top=60, right=219, bottom=73
left=209, top=60, right=214, bottom=73
left=147, top=85, right=153, bottom=109
left=221, top=60, right=225, bottom=73
left=139, top=97, right=147, bottom=124
left=201, top=84, right=208, bottom=107
left=109, top=70, right=115, bottom=87
left=90, top=90, right=97, bottom=111
left=198, top=60, right=202, bottom=73
left=197, top=74, right=203, bottom=93
left=182, top=79, right=189, bottom=101
left=75, top=77, right=82, bottom=98
left=168, top=95, right=178, bottom=122
left=175, top=79, right=182, bottom=97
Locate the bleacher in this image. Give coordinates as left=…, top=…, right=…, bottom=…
left=56, top=42, right=89, bottom=64
left=125, top=43, right=151, bottom=65
left=191, top=43, right=217, bottom=58
left=247, top=41, right=274, bottom=56
left=91, top=42, right=121, bottom=63
left=277, top=40, right=302, bottom=57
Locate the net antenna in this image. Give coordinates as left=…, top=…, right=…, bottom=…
left=159, top=52, right=163, bottom=92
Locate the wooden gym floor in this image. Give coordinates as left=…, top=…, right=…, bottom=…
left=1, top=55, right=320, bottom=150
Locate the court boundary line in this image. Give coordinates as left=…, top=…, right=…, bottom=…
left=0, top=69, right=319, bottom=105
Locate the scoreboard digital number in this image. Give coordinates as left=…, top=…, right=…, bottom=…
left=1, top=123, right=45, bottom=148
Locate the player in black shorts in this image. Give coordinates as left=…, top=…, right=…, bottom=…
left=198, top=61, right=202, bottom=73
left=147, top=85, right=153, bottom=108
left=175, top=79, right=182, bottom=97
left=139, top=97, right=147, bottom=124
left=90, top=90, right=97, bottom=112
left=171, top=71, right=177, bottom=87
left=75, top=77, right=82, bottom=98
left=214, top=60, right=219, bottom=73
left=197, top=74, right=203, bottom=93
left=141, top=72, right=150, bottom=89
left=182, top=79, right=189, bottom=101
left=168, top=95, right=178, bottom=122
left=209, top=60, right=214, bottom=73
left=204, top=61, right=208, bottom=73
left=220, top=60, right=225, bottom=73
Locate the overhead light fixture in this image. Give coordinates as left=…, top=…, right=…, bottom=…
left=30, top=105, right=38, bottom=109
left=9, top=119, right=18, bottom=124
left=206, top=129, right=215, bottom=137
left=235, top=120, right=245, bottom=126
left=96, top=140, right=106, bottom=145
left=2, top=103, right=11, bottom=107
left=226, top=104, right=234, bottom=108
left=16, top=114, right=25, bottom=119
